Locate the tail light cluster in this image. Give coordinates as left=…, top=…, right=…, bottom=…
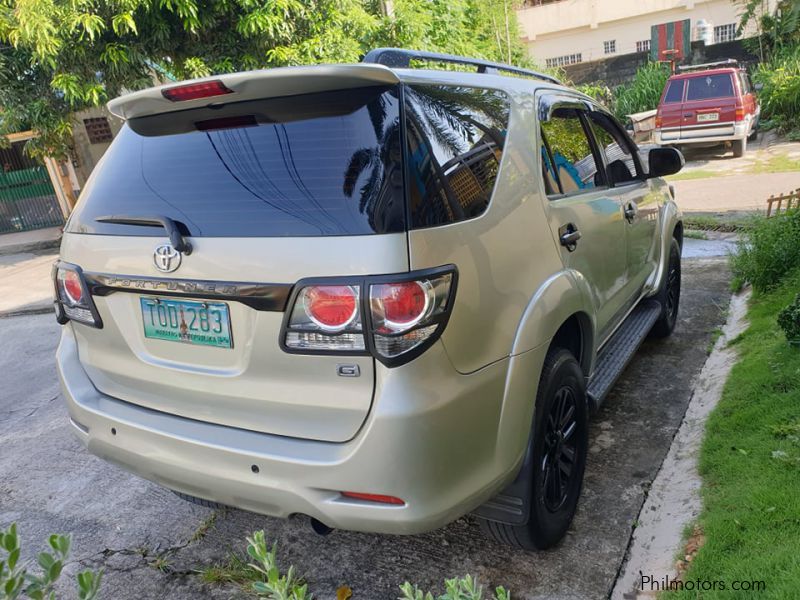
left=281, top=266, right=457, bottom=367
left=53, top=262, right=102, bottom=328
left=735, top=106, right=746, bottom=121
left=655, top=113, right=663, bottom=129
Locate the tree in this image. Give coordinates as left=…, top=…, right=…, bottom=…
left=737, top=0, right=800, bottom=57
left=0, top=0, right=529, bottom=158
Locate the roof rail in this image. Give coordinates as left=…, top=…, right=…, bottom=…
left=677, top=59, right=740, bottom=73
left=362, top=47, right=561, bottom=85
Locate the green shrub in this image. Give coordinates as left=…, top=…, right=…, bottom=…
left=778, top=293, right=800, bottom=342
left=246, top=531, right=310, bottom=600
left=0, top=523, right=102, bottom=600
left=753, top=46, right=800, bottom=134
left=730, top=210, right=800, bottom=292
left=612, top=62, right=671, bottom=120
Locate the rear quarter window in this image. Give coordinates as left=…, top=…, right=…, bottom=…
left=404, top=85, right=511, bottom=229
left=662, top=80, right=684, bottom=104
left=686, top=74, right=735, bottom=101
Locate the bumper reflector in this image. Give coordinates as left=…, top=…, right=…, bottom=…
left=340, top=492, right=405, bottom=505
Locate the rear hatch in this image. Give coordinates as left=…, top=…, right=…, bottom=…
left=680, top=71, right=738, bottom=139
left=61, top=72, right=407, bottom=442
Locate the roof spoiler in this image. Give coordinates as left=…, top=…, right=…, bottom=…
left=677, top=59, right=739, bottom=73
left=107, top=64, right=400, bottom=120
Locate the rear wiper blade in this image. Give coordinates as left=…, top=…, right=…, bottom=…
left=95, top=215, right=193, bottom=255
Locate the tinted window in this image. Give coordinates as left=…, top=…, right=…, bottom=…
left=587, top=112, right=639, bottom=185
left=686, top=74, right=735, bottom=101
left=663, top=80, right=684, bottom=104
left=404, top=85, right=510, bottom=229
left=541, top=108, right=602, bottom=196
left=67, top=87, right=405, bottom=237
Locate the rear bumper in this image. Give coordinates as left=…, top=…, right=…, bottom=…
left=654, top=120, right=750, bottom=145
left=57, top=324, right=523, bottom=534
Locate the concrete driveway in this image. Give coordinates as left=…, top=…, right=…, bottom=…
left=0, top=252, right=731, bottom=600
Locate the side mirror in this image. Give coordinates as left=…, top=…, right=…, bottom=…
left=754, top=82, right=764, bottom=92
left=648, top=147, right=684, bottom=178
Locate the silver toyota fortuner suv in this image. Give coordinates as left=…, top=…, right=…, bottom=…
left=54, top=48, right=684, bottom=550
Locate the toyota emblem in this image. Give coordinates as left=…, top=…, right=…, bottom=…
left=153, top=244, right=182, bottom=273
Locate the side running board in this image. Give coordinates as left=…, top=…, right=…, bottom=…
left=473, top=298, right=661, bottom=527
left=586, top=299, right=661, bottom=410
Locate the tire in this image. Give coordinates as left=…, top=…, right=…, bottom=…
left=173, top=490, right=227, bottom=510
left=480, top=348, right=588, bottom=550
left=650, top=237, right=681, bottom=338
left=732, top=137, right=746, bottom=158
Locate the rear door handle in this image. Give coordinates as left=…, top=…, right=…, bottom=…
left=559, top=223, right=581, bottom=252
left=624, top=202, right=637, bottom=222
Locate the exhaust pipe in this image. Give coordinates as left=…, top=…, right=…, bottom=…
left=310, top=517, right=333, bottom=536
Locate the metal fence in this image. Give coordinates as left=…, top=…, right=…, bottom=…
left=0, top=141, right=65, bottom=234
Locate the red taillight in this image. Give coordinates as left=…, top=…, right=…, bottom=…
left=655, top=114, right=663, bottom=129
left=63, top=270, right=83, bottom=304
left=340, top=492, right=405, bottom=505
left=161, top=80, right=233, bottom=102
left=302, top=285, right=358, bottom=331
left=372, top=281, right=430, bottom=332
left=735, top=106, right=746, bottom=121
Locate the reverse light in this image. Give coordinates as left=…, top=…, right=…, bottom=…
left=53, top=262, right=102, bottom=328
left=340, top=492, right=405, bottom=505
left=161, top=80, right=233, bottom=102
left=281, top=266, right=457, bottom=367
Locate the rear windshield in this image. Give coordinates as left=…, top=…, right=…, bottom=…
left=685, top=74, right=735, bottom=101
left=67, top=86, right=405, bottom=237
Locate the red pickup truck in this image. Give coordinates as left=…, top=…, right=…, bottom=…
left=654, top=61, right=759, bottom=158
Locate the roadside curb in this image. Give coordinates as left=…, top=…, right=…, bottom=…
left=611, top=287, right=751, bottom=599
left=0, top=305, right=54, bottom=319
left=0, top=237, right=61, bottom=257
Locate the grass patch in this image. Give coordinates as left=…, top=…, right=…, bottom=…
left=751, top=153, right=800, bottom=174
left=683, top=230, right=708, bottom=240
left=666, top=169, right=721, bottom=182
left=667, top=269, right=800, bottom=598
left=730, top=210, right=800, bottom=292
left=683, top=214, right=751, bottom=232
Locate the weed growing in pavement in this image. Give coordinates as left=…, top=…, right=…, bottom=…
left=0, top=523, right=102, bottom=600
left=399, top=575, right=510, bottom=600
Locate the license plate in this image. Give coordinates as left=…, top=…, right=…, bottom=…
left=697, top=113, right=719, bottom=122
left=140, top=297, right=232, bottom=348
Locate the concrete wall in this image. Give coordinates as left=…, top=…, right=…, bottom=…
left=563, top=38, right=762, bottom=86
left=70, top=106, right=124, bottom=187
left=518, top=0, right=772, bottom=65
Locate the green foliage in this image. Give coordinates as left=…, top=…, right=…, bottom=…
left=399, top=575, right=510, bottom=600
left=752, top=45, right=800, bottom=135
left=777, top=293, right=800, bottom=342
left=668, top=268, right=800, bottom=598
left=246, top=531, right=309, bottom=600
left=611, top=62, right=670, bottom=120
left=0, top=0, right=529, bottom=159
left=730, top=210, right=800, bottom=293
left=0, top=523, right=102, bottom=600
left=738, top=0, right=800, bottom=56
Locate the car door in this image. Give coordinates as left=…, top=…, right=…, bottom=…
left=538, top=97, right=628, bottom=341
left=584, top=110, right=660, bottom=300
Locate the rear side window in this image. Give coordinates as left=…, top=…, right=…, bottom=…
left=404, top=85, right=510, bottom=229
left=663, top=80, right=684, bottom=104
left=67, top=86, right=405, bottom=237
left=686, top=74, right=735, bottom=101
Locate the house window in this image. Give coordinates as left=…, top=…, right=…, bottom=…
left=714, top=23, right=737, bottom=43
left=545, top=53, right=583, bottom=68
left=83, top=117, right=114, bottom=144
left=636, top=39, right=651, bottom=53
left=604, top=40, right=616, bottom=55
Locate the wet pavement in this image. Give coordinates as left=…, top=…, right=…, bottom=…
left=0, top=245, right=732, bottom=600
